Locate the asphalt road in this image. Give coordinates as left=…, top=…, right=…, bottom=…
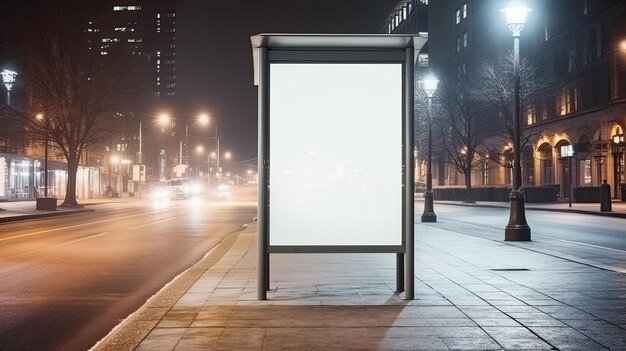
left=0, top=187, right=257, bottom=351
left=426, top=203, right=626, bottom=270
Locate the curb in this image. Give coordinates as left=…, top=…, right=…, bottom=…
left=0, top=208, right=94, bottom=224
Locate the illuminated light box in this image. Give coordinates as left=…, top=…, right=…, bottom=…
left=252, top=34, right=426, bottom=300
left=269, top=63, right=402, bottom=246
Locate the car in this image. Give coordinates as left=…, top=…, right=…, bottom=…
left=153, top=178, right=203, bottom=200
left=216, top=183, right=231, bottom=199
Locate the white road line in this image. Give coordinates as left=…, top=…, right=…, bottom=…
left=533, top=234, right=626, bottom=254
left=127, top=217, right=174, bottom=230
left=0, top=212, right=157, bottom=243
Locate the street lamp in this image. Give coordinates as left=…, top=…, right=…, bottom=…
left=419, top=75, right=438, bottom=223
left=612, top=132, right=625, bottom=198
left=36, top=113, right=50, bottom=197
left=502, top=0, right=531, bottom=241
left=1, top=69, right=17, bottom=105
left=157, top=113, right=174, bottom=179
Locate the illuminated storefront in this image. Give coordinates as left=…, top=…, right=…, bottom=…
left=0, top=153, right=100, bottom=201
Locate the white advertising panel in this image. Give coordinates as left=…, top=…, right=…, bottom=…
left=269, top=63, right=402, bottom=246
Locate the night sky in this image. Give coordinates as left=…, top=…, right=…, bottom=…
left=177, top=0, right=399, bottom=167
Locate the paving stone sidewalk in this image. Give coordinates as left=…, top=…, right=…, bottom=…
left=92, top=221, right=626, bottom=351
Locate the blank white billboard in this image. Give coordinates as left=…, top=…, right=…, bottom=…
left=269, top=63, right=402, bottom=246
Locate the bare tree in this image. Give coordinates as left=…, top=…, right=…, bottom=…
left=2, top=0, right=135, bottom=207
left=433, top=73, right=492, bottom=203
left=472, top=51, right=553, bottom=169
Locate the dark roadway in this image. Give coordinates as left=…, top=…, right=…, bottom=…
left=0, top=187, right=256, bottom=351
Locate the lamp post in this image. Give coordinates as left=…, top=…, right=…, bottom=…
left=419, top=75, right=439, bottom=222
left=560, top=144, right=575, bottom=208
left=612, top=133, right=625, bottom=198
left=502, top=0, right=531, bottom=241
left=35, top=113, right=49, bottom=197
left=157, top=113, right=173, bottom=179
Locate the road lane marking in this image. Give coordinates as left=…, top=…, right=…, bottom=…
left=533, top=234, right=626, bottom=254
left=127, top=217, right=174, bottom=230
left=0, top=212, right=162, bottom=243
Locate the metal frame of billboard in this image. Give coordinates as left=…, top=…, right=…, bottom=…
left=251, top=34, right=427, bottom=300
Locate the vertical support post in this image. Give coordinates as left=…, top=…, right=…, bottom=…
left=505, top=35, right=531, bottom=241
left=421, top=97, right=436, bottom=222
left=257, top=46, right=269, bottom=300
left=44, top=139, right=49, bottom=197
left=404, top=47, right=415, bottom=300
left=396, top=253, right=404, bottom=292
left=569, top=156, right=573, bottom=207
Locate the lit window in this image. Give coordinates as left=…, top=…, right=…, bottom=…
left=462, top=3, right=467, bottom=19
left=115, top=27, right=126, bottom=32
left=157, top=13, right=161, bottom=18
left=456, top=36, right=461, bottom=52
left=100, top=51, right=108, bottom=55
left=456, top=9, right=461, bottom=24
left=403, top=6, right=407, bottom=20
left=463, top=32, right=468, bottom=47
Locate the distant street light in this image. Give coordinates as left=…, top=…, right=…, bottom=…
left=109, top=155, right=120, bottom=190
left=419, top=75, right=438, bottom=223
left=1, top=69, right=17, bottom=105
left=502, top=0, right=532, bottom=241
left=157, top=113, right=174, bottom=179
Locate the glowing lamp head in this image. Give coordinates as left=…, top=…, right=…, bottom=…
left=501, top=1, right=531, bottom=36
left=419, top=75, right=439, bottom=98
left=158, top=113, right=171, bottom=126
left=198, top=113, right=210, bottom=125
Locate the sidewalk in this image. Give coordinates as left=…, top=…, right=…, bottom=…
left=92, top=221, right=626, bottom=351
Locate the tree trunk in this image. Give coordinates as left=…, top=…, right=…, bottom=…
left=464, top=171, right=475, bottom=203
left=60, top=155, right=82, bottom=208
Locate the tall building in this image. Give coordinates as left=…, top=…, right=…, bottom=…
left=426, top=0, right=626, bottom=200
left=88, top=1, right=177, bottom=185
left=90, top=1, right=176, bottom=101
